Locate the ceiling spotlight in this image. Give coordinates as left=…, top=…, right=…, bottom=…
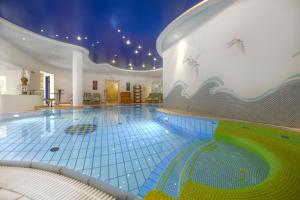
left=153, top=57, right=157, bottom=61
left=40, top=29, right=44, bottom=32
left=55, top=34, right=59, bottom=37
left=65, top=36, right=69, bottom=39
left=153, top=66, right=156, bottom=70
left=138, top=45, right=142, bottom=49
left=126, top=39, right=131, bottom=45
left=91, top=44, right=95, bottom=47
left=148, top=52, right=152, bottom=56
left=114, top=54, right=118, bottom=57
left=130, top=67, right=133, bottom=70
left=77, top=36, right=82, bottom=41
left=96, top=41, right=100, bottom=44
left=142, top=64, right=146, bottom=68
left=112, top=59, right=116, bottom=64
left=122, top=36, right=126, bottom=39
left=22, top=37, right=26, bottom=41
left=84, top=36, right=88, bottom=40
left=134, top=50, right=139, bottom=54
left=117, top=29, right=121, bottom=33
left=128, top=63, right=132, bottom=67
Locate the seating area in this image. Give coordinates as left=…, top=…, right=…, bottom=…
left=83, top=92, right=101, bottom=105
left=145, top=93, right=163, bottom=104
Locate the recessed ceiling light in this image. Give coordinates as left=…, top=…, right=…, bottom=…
left=122, top=36, right=126, bottom=39
left=126, top=39, right=131, bottom=45
left=22, top=37, right=26, bottom=41
left=96, top=41, right=100, bottom=44
left=112, top=59, right=116, bottom=64
left=134, top=50, right=139, bottom=54
left=91, top=44, right=95, bottom=47
left=77, top=36, right=82, bottom=41
left=65, top=36, right=69, bottom=39
left=117, top=29, right=121, bottom=33
left=148, top=52, right=152, bottom=56
left=40, top=29, right=44, bottom=32
left=142, top=64, right=146, bottom=68
left=153, top=57, right=157, bottom=61
left=153, top=66, right=156, bottom=70
left=130, top=67, right=133, bottom=70
left=128, top=63, right=132, bottom=67
left=55, top=34, right=59, bottom=37
left=138, top=45, right=142, bottom=49
left=84, top=36, right=88, bottom=40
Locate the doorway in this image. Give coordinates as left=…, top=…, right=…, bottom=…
left=40, top=71, right=54, bottom=103
left=105, top=80, right=119, bottom=103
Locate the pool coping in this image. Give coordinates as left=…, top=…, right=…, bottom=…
left=157, top=108, right=300, bottom=133
left=0, top=160, right=140, bottom=200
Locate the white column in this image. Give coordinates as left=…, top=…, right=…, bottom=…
left=72, top=51, right=83, bottom=106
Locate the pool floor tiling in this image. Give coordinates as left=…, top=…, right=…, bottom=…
left=0, top=105, right=216, bottom=197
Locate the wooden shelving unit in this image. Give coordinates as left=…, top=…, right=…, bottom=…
left=133, top=85, right=142, bottom=103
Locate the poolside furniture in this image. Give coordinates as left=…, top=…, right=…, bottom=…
left=133, top=85, right=142, bottom=103
left=145, top=93, right=163, bottom=103
left=83, top=92, right=92, bottom=104
left=92, top=93, right=101, bottom=104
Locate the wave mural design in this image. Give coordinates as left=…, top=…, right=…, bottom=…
left=164, top=77, right=300, bottom=128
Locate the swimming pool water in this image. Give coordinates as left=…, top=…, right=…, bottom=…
left=0, top=105, right=216, bottom=197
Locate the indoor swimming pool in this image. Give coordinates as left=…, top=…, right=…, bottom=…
left=0, top=105, right=269, bottom=198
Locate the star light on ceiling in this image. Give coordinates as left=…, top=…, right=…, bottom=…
left=40, top=29, right=44, bottom=32
left=55, top=34, right=59, bottom=37
left=111, top=59, right=116, bottom=64
left=148, top=52, right=152, bottom=56
left=153, top=66, right=156, bottom=70
left=142, top=64, right=146, bottom=68
left=126, top=39, right=131, bottom=45
left=128, top=62, right=132, bottom=67
left=153, top=57, right=157, bottom=61
left=138, top=45, right=142, bottom=49
left=96, top=41, right=100, bottom=44
left=65, top=36, right=69, bottom=39
left=77, top=36, right=82, bottom=41
left=84, top=36, right=88, bottom=40
left=134, top=50, right=139, bottom=54
left=117, top=29, right=121, bottom=33
left=122, top=36, right=126, bottom=39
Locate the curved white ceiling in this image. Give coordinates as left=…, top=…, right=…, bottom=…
left=0, top=18, right=162, bottom=77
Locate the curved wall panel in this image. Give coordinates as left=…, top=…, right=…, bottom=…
left=160, top=0, right=300, bottom=128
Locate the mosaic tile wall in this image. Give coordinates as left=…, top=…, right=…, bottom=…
left=164, top=79, right=300, bottom=128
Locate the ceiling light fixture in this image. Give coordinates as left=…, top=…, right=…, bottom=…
left=126, top=39, right=131, bottom=45
left=112, top=59, right=116, bottom=64
left=40, top=29, right=44, bottom=32
left=91, top=44, right=95, bottom=47
left=22, top=37, right=26, bottom=41
left=153, top=57, right=157, bottom=61
left=134, top=50, right=139, bottom=54
left=148, top=52, right=152, bottom=56
left=77, top=36, right=82, bottom=41
left=138, top=45, right=142, bottom=49
left=142, top=64, right=146, bottom=68
left=122, top=36, right=126, bottom=39
left=130, top=67, right=133, bottom=70
left=55, top=34, right=59, bottom=37
left=84, top=36, right=88, bottom=40
left=117, top=29, right=121, bottom=33
left=128, top=63, right=132, bottom=67
left=153, top=66, right=156, bottom=70
left=65, top=36, right=69, bottom=39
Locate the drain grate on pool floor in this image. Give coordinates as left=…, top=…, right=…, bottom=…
left=64, top=124, right=97, bottom=135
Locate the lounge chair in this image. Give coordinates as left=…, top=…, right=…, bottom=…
left=145, top=93, right=163, bottom=104
left=92, top=93, right=101, bottom=104
left=83, top=92, right=92, bottom=104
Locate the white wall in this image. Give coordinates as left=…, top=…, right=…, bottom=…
left=83, top=72, right=161, bottom=101
left=0, top=38, right=162, bottom=104
left=163, top=0, right=300, bottom=99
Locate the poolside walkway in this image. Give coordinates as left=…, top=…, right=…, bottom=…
left=0, top=166, right=115, bottom=200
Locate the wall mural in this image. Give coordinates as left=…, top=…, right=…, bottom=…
left=182, top=55, right=201, bottom=77
left=227, top=39, right=245, bottom=54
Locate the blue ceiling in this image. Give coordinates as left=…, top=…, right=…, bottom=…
left=0, top=0, right=201, bottom=70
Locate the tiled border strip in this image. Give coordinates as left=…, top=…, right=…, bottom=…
left=0, top=160, right=139, bottom=200
left=138, top=141, right=193, bottom=197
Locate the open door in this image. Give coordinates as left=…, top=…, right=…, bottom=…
left=105, top=80, right=119, bottom=103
